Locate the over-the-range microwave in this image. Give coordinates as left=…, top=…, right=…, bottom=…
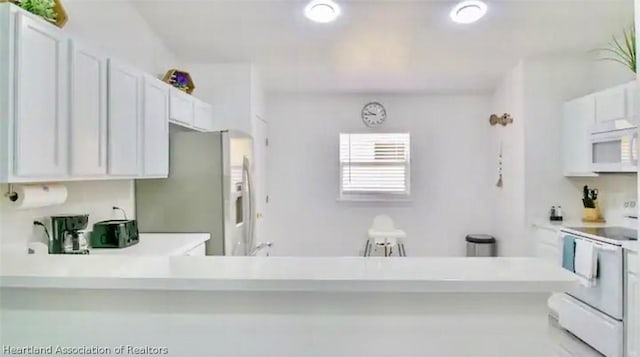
left=590, top=119, right=638, bottom=173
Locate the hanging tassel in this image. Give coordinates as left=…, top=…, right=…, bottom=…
left=496, top=142, right=503, bottom=188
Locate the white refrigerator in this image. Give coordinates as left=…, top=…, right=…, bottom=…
left=135, top=130, right=255, bottom=256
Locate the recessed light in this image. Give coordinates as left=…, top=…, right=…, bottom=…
left=304, top=0, right=341, bottom=23
left=450, top=0, right=488, bottom=24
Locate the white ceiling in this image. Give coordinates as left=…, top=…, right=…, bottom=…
left=132, top=0, right=634, bottom=93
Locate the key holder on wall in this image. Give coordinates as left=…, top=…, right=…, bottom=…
left=489, top=113, right=514, bottom=126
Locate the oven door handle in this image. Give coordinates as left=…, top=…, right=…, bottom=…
left=573, top=237, right=620, bottom=252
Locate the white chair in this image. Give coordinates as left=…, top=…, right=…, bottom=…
left=368, top=215, right=406, bottom=255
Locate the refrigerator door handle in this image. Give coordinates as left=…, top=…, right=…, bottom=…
left=242, top=156, right=256, bottom=255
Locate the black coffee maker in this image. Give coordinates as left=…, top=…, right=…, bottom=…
left=50, top=215, right=90, bottom=254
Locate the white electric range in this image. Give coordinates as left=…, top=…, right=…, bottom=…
left=558, top=225, right=637, bottom=357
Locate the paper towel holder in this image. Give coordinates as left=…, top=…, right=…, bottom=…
left=4, top=184, right=18, bottom=202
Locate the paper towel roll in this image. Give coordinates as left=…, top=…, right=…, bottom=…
left=7, top=184, right=68, bottom=209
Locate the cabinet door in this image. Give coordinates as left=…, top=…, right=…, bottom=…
left=536, top=243, right=560, bottom=264
left=562, top=96, right=598, bottom=176
left=627, top=82, right=640, bottom=119
left=595, top=86, right=627, bottom=123
left=142, top=77, right=169, bottom=177
left=107, top=59, right=141, bottom=176
left=69, top=41, right=107, bottom=176
left=169, top=89, right=194, bottom=126
left=533, top=227, right=561, bottom=264
left=13, top=13, right=68, bottom=178
left=193, top=100, right=213, bottom=131
left=627, top=271, right=638, bottom=357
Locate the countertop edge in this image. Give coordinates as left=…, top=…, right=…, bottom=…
left=0, top=276, right=577, bottom=293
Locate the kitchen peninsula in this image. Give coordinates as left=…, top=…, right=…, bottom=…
left=0, top=256, right=577, bottom=356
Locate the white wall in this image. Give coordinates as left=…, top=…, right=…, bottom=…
left=265, top=94, right=493, bottom=257
left=63, top=0, right=181, bottom=77
left=489, top=54, right=637, bottom=256
left=0, top=1, right=180, bottom=250
left=522, top=56, right=636, bottom=225
left=589, top=58, right=637, bottom=92
left=175, top=63, right=253, bottom=134
left=0, top=181, right=135, bottom=250
left=489, top=62, right=527, bottom=256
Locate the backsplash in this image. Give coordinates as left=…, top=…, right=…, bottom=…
left=543, top=174, right=637, bottom=224
left=0, top=181, right=135, bottom=251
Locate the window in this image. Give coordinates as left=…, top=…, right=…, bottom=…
left=339, top=133, right=411, bottom=199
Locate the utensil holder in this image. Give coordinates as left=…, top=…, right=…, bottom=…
left=582, top=205, right=605, bottom=223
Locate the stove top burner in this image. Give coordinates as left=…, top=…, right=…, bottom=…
left=566, top=226, right=637, bottom=241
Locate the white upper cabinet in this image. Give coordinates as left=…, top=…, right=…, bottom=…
left=69, top=40, right=107, bottom=177
left=107, top=59, right=141, bottom=177
left=626, top=81, right=640, bottom=119
left=0, top=3, right=217, bottom=182
left=562, top=95, right=598, bottom=177
left=13, top=12, right=68, bottom=179
left=142, top=76, right=169, bottom=177
left=169, top=88, right=195, bottom=127
left=595, top=85, right=627, bottom=123
left=193, top=100, right=213, bottom=131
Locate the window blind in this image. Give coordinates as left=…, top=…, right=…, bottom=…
left=339, top=133, right=410, bottom=195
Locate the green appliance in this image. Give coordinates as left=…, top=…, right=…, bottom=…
left=91, top=220, right=139, bottom=248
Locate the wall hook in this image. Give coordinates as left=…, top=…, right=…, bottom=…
left=489, top=113, right=514, bottom=126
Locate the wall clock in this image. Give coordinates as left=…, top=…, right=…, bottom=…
left=361, top=102, right=387, bottom=127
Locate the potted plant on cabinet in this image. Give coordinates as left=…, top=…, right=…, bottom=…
left=2, top=0, right=68, bottom=28
left=595, top=25, right=636, bottom=74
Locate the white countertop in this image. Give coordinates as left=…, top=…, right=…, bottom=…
left=532, top=220, right=612, bottom=231
left=0, top=256, right=578, bottom=293
left=90, top=233, right=209, bottom=256
left=622, top=241, right=639, bottom=253
left=533, top=220, right=639, bottom=252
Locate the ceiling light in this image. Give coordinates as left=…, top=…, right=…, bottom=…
left=450, top=0, right=488, bottom=24
left=305, top=0, right=341, bottom=23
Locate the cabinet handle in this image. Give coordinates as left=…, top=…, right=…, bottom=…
left=99, top=60, right=106, bottom=169
left=632, top=134, right=638, bottom=162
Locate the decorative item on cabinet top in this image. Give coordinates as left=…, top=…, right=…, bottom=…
left=489, top=113, right=514, bottom=126
left=162, top=69, right=195, bottom=94
left=1, top=0, right=68, bottom=27
left=594, top=25, right=636, bottom=75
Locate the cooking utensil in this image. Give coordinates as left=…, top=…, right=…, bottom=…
left=590, top=189, right=599, bottom=201
left=583, top=186, right=595, bottom=208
